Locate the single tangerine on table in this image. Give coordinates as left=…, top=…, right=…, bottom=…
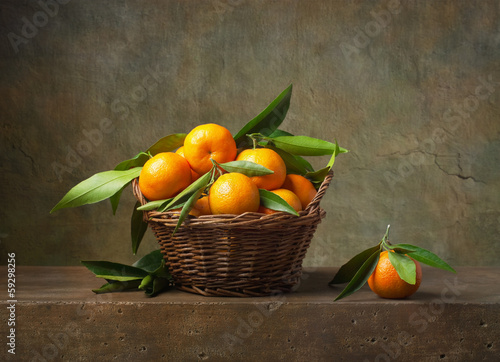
left=258, top=188, right=302, bottom=214
left=209, top=173, right=260, bottom=215
left=235, top=148, right=286, bottom=190
left=183, top=123, right=237, bottom=175
left=175, top=146, right=201, bottom=181
left=282, top=174, right=317, bottom=209
left=138, top=152, right=192, bottom=201
left=367, top=250, right=422, bottom=299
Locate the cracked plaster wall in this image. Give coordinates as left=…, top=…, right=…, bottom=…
left=1, top=0, right=499, bottom=267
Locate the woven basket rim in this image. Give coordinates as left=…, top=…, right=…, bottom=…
left=132, top=170, right=334, bottom=227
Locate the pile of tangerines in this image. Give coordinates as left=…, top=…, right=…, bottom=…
left=138, top=123, right=317, bottom=217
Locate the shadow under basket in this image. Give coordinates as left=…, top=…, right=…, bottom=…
left=132, top=171, right=333, bottom=297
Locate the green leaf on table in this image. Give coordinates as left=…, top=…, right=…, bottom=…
left=51, top=168, right=142, bottom=213
left=259, top=189, right=300, bottom=216
left=132, top=249, right=165, bottom=273
left=267, top=145, right=314, bottom=175
left=92, top=280, right=142, bottom=294
left=145, top=277, right=171, bottom=297
left=219, top=160, right=274, bottom=177
left=233, top=84, right=293, bottom=148
left=329, top=243, right=381, bottom=285
left=159, top=171, right=212, bottom=212
left=390, top=244, right=456, bottom=273
left=131, top=201, right=148, bottom=254
left=388, top=251, right=417, bottom=285
left=146, top=133, right=187, bottom=155
left=81, top=260, right=149, bottom=281
left=334, top=250, right=380, bottom=301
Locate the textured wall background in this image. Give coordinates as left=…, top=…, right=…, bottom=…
left=1, top=0, right=499, bottom=267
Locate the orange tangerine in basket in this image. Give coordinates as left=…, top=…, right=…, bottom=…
left=235, top=148, right=286, bottom=190
left=258, top=188, right=302, bottom=214
left=209, top=173, right=260, bottom=215
left=183, top=123, right=237, bottom=175
left=138, top=152, right=192, bottom=201
left=282, top=174, right=317, bottom=209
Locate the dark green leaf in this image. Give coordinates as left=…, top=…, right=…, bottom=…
left=305, top=140, right=340, bottom=184
left=334, top=250, right=380, bottom=301
left=160, top=171, right=212, bottom=212
left=233, top=84, right=293, bottom=148
left=146, top=133, right=187, bottom=156
left=173, top=187, right=205, bottom=235
left=268, top=129, right=294, bottom=138
left=132, top=249, right=165, bottom=273
left=131, top=201, right=148, bottom=254
left=92, top=280, right=142, bottom=294
left=259, top=189, right=300, bottom=216
left=388, top=251, right=417, bottom=284
left=220, top=160, right=274, bottom=176
left=114, top=152, right=150, bottom=171
left=81, top=260, right=149, bottom=281
left=51, top=168, right=142, bottom=213
left=137, top=198, right=173, bottom=211
left=145, top=277, right=171, bottom=297
left=390, top=244, right=456, bottom=273
left=267, top=145, right=314, bottom=174
left=109, top=184, right=127, bottom=215
left=329, top=244, right=382, bottom=285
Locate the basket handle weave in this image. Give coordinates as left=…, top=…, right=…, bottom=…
left=304, top=170, right=334, bottom=214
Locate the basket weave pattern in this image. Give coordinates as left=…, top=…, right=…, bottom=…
left=133, top=171, right=333, bottom=297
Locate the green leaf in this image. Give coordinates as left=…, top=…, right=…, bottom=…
left=109, top=184, right=127, bottom=215
left=146, top=133, right=187, bottom=156
left=114, top=152, right=150, bottom=171
left=334, top=250, right=380, bottom=301
left=173, top=187, right=205, bottom=235
left=329, top=244, right=382, bottom=285
left=51, top=168, right=142, bottom=213
left=390, top=244, right=456, bottom=273
left=233, top=84, right=293, bottom=148
left=132, top=249, right=165, bottom=273
left=305, top=140, right=340, bottom=184
left=271, top=136, right=339, bottom=156
left=138, top=274, right=154, bottom=290
left=145, top=276, right=171, bottom=297
left=137, top=198, right=173, bottom=211
left=267, top=145, right=314, bottom=174
left=268, top=129, right=294, bottom=138
left=92, top=280, right=142, bottom=294
left=388, top=251, right=417, bottom=284
left=81, top=260, right=149, bottom=281
left=131, top=201, right=148, bottom=254
left=219, top=160, right=274, bottom=176
left=160, top=171, right=212, bottom=212
left=259, top=189, right=300, bottom=216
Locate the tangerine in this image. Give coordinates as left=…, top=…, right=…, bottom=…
left=258, top=188, right=302, bottom=214
left=175, top=146, right=201, bottom=181
left=282, top=174, right=317, bottom=209
left=183, top=123, right=237, bottom=175
left=209, top=173, right=260, bottom=215
left=138, top=152, right=192, bottom=201
left=235, top=148, right=286, bottom=190
left=367, top=251, right=422, bottom=299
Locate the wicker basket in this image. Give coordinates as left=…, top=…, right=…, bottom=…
left=132, top=170, right=333, bottom=297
